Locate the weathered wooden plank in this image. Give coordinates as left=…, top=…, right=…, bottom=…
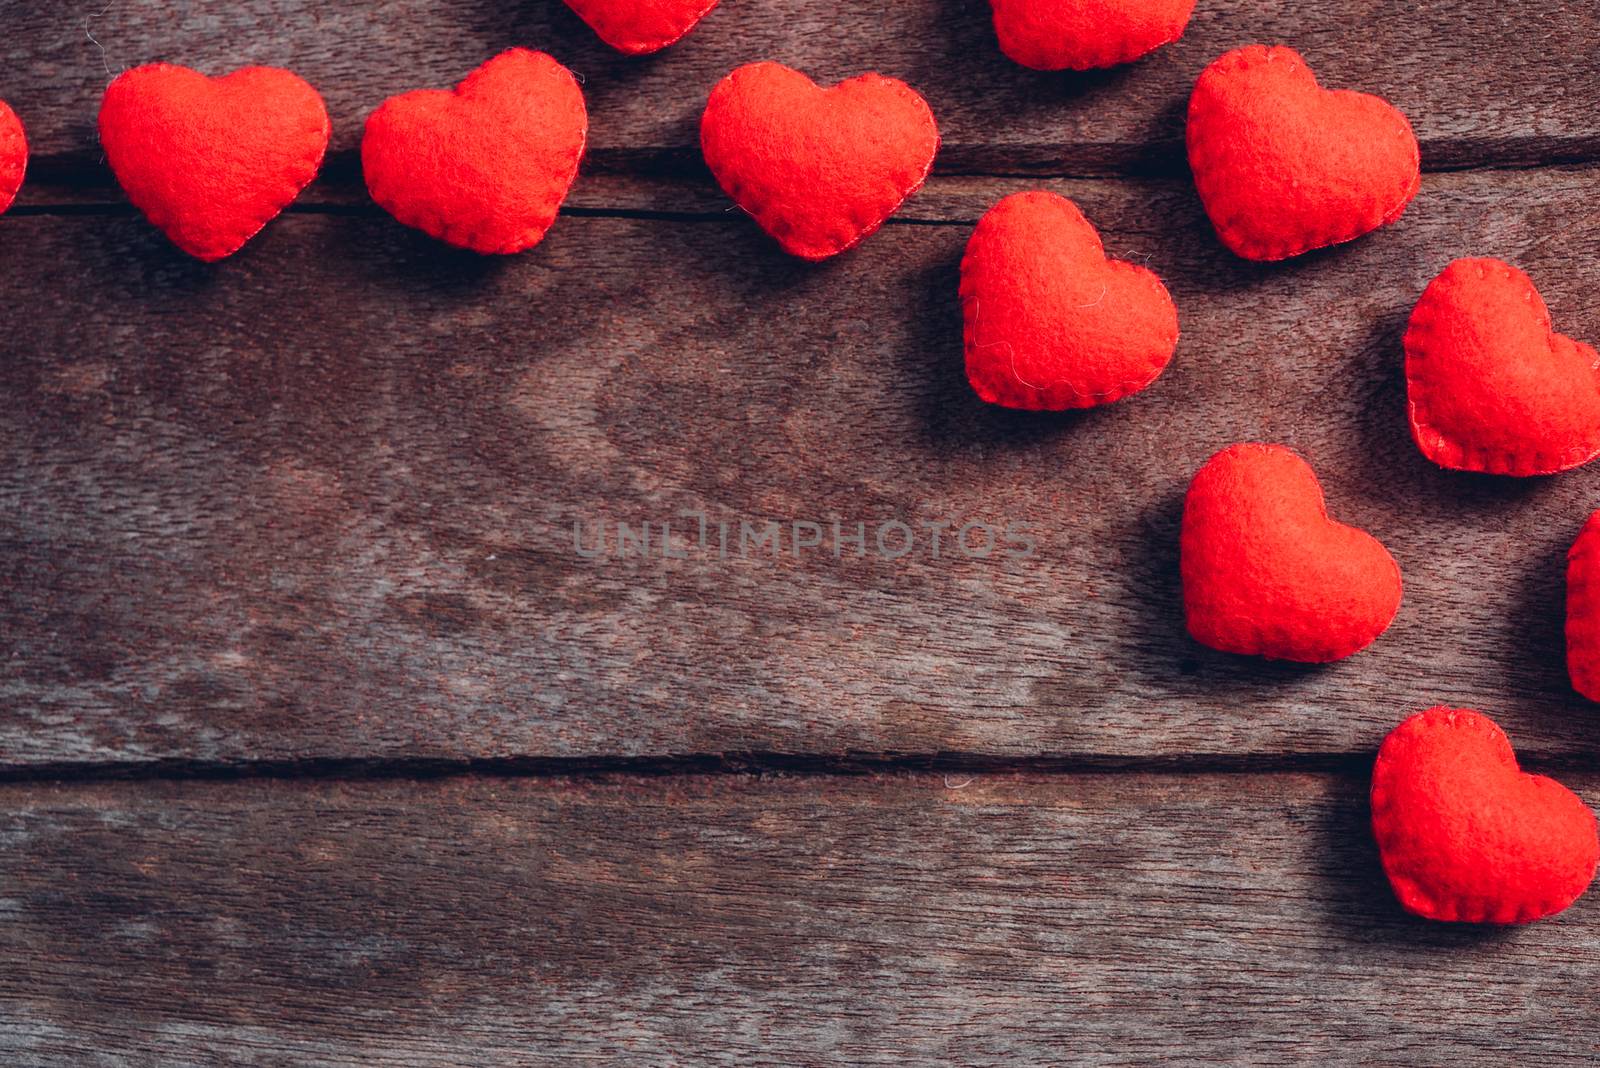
left=5, top=165, right=1600, bottom=767
left=1, top=772, right=1597, bottom=1065
left=7, top=0, right=1600, bottom=182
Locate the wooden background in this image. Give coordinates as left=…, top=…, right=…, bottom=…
left=4, top=1, right=1600, bottom=1063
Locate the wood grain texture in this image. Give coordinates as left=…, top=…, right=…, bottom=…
left=11, top=5, right=1600, bottom=1061
left=3, top=771, right=1598, bottom=1066
left=6, top=166, right=1600, bottom=767
left=6, top=0, right=1600, bottom=186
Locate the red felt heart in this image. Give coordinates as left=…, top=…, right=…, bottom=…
left=363, top=49, right=588, bottom=256
left=0, top=99, right=25, bottom=217
left=988, top=0, right=1195, bottom=70
left=1186, top=45, right=1420, bottom=261
left=564, top=0, right=720, bottom=55
left=98, top=65, right=329, bottom=261
left=1567, top=512, right=1600, bottom=701
left=1372, top=707, right=1599, bottom=924
left=1181, top=443, right=1401, bottom=662
left=1404, top=258, right=1600, bottom=476
left=700, top=62, right=939, bottom=261
left=961, top=191, right=1178, bottom=410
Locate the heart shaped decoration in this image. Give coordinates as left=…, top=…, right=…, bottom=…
left=1187, top=45, right=1419, bottom=261
left=961, top=191, right=1178, bottom=409
left=1372, top=707, right=1598, bottom=923
left=1405, top=258, right=1600, bottom=475
left=99, top=65, right=330, bottom=261
left=1182, top=443, right=1401, bottom=662
left=1567, top=512, right=1600, bottom=701
left=701, top=62, right=939, bottom=261
left=0, top=100, right=25, bottom=217
left=989, top=0, right=1195, bottom=70
left=363, top=49, right=588, bottom=255
left=564, top=0, right=720, bottom=54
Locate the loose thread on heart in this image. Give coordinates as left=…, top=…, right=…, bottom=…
left=86, top=1, right=123, bottom=81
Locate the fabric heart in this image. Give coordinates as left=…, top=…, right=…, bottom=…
left=0, top=99, right=25, bottom=217
left=961, top=191, right=1178, bottom=410
left=98, top=65, right=329, bottom=261
left=1182, top=443, right=1401, bottom=662
left=1567, top=512, right=1600, bottom=701
left=1187, top=45, right=1420, bottom=261
left=700, top=62, right=939, bottom=261
left=1405, top=258, right=1600, bottom=476
left=989, top=0, right=1195, bottom=70
left=1372, top=707, right=1599, bottom=923
left=363, top=49, right=588, bottom=255
left=564, top=0, right=720, bottom=54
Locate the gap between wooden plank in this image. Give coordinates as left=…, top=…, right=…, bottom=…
left=21, top=137, right=1600, bottom=184
left=0, top=752, right=1371, bottom=785
left=14, top=155, right=1600, bottom=216
left=6, top=748, right=1600, bottom=785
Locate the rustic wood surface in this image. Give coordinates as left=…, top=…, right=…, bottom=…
left=7, top=1, right=1600, bottom=1063
left=5, top=771, right=1600, bottom=1066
